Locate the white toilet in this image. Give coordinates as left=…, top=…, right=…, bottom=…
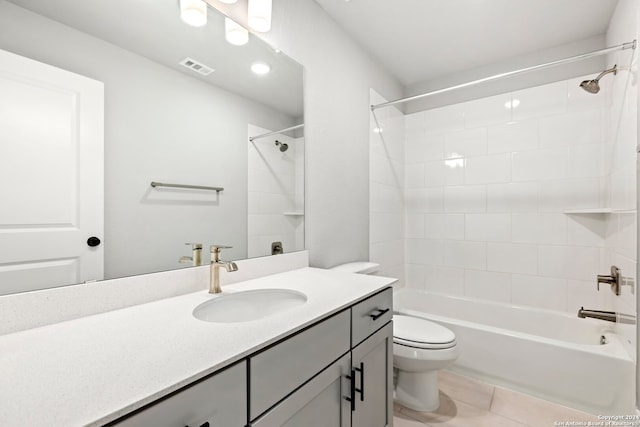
left=330, top=262, right=459, bottom=412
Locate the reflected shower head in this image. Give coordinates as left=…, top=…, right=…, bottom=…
left=275, top=140, right=288, bottom=152
left=579, top=79, right=601, bottom=94
left=579, top=65, right=617, bottom=94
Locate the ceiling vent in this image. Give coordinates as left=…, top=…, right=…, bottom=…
left=179, top=57, right=214, bottom=76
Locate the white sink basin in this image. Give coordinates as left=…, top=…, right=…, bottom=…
left=193, top=288, right=308, bottom=323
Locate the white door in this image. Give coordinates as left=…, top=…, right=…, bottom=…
left=0, top=49, right=104, bottom=295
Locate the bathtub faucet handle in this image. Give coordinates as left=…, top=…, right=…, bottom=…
left=596, top=266, right=620, bottom=295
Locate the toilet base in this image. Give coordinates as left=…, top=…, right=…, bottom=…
left=394, top=370, right=440, bottom=412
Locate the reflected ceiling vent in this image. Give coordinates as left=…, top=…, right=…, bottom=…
left=179, top=57, right=214, bottom=76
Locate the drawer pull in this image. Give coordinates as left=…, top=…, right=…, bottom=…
left=344, top=369, right=356, bottom=411
left=369, top=308, right=390, bottom=320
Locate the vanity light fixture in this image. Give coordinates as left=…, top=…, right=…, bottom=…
left=248, top=0, right=272, bottom=32
left=251, top=62, right=271, bottom=75
left=180, top=0, right=208, bottom=27
left=225, top=18, right=249, bottom=45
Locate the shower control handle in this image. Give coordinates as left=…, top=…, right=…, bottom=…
left=597, top=265, right=621, bottom=295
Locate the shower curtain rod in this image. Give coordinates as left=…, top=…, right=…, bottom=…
left=248, top=124, right=305, bottom=142
left=371, top=40, right=637, bottom=111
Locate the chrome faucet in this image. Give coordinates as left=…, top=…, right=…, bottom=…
left=209, top=245, right=238, bottom=294
left=578, top=307, right=636, bottom=324
left=179, top=243, right=203, bottom=266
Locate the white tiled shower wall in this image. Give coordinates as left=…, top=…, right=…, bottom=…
left=370, top=69, right=636, bottom=339
left=248, top=125, right=305, bottom=258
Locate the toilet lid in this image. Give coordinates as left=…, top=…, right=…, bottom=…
left=394, top=315, right=456, bottom=349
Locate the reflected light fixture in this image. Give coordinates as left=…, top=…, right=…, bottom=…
left=225, top=18, right=249, bottom=45
left=180, top=0, right=207, bottom=27
left=251, top=62, right=271, bottom=75
left=504, top=99, right=520, bottom=109
left=248, top=0, right=272, bottom=32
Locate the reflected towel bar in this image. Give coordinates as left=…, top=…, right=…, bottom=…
left=150, top=181, right=224, bottom=192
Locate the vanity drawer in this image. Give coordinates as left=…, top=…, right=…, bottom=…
left=113, top=361, right=246, bottom=427
left=249, top=309, right=350, bottom=420
left=351, top=287, right=393, bottom=347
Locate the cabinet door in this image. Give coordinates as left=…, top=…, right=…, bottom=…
left=251, top=354, right=351, bottom=427
left=351, top=322, right=393, bottom=427
left=114, top=361, right=246, bottom=427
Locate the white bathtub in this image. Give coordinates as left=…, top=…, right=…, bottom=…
left=394, top=289, right=635, bottom=415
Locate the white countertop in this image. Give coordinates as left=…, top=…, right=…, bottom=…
left=0, top=267, right=395, bottom=426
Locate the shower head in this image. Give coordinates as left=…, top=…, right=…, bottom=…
left=275, top=140, right=288, bottom=152
left=579, top=65, right=617, bottom=94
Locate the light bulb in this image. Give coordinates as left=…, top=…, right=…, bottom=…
left=180, top=0, right=207, bottom=27
left=225, top=18, right=249, bottom=46
left=248, top=0, right=272, bottom=32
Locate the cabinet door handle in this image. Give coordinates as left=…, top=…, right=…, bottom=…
left=369, top=308, right=390, bottom=320
left=344, top=369, right=356, bottom=411
left=354, top=362, right=364, bottom=401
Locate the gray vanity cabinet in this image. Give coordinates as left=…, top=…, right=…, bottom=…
left=112, top=287, right=393, bottom=427
left=113, top=360, right=246, bottom=427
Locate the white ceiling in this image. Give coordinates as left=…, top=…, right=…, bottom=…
left=314, top=0, right=619, bottom=87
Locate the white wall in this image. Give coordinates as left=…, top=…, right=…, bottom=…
left=0, top=1, right=297, bottom=279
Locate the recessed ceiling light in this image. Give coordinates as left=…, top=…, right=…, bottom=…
left=251, top=62, right=271, bottom=75
left=180, top=0, right=207, bottom=27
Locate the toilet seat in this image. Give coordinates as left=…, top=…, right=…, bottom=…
left=393, top=315, right=456, bottom=350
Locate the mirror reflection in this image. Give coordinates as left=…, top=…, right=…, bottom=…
left=0, top=0, right=304, bottom=295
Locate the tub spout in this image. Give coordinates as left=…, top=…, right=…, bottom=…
left=577, top=307, right=637, bottom=324
left=577, top=307, right=616, bottom=322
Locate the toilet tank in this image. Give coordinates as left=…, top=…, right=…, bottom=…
left=329, top=262, right=379, bottom=275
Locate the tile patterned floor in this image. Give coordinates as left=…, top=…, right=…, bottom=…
left=393, top=371, right=601, bottom=427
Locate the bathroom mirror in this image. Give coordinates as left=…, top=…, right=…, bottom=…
left=0, top=0, right=304, bottom=295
